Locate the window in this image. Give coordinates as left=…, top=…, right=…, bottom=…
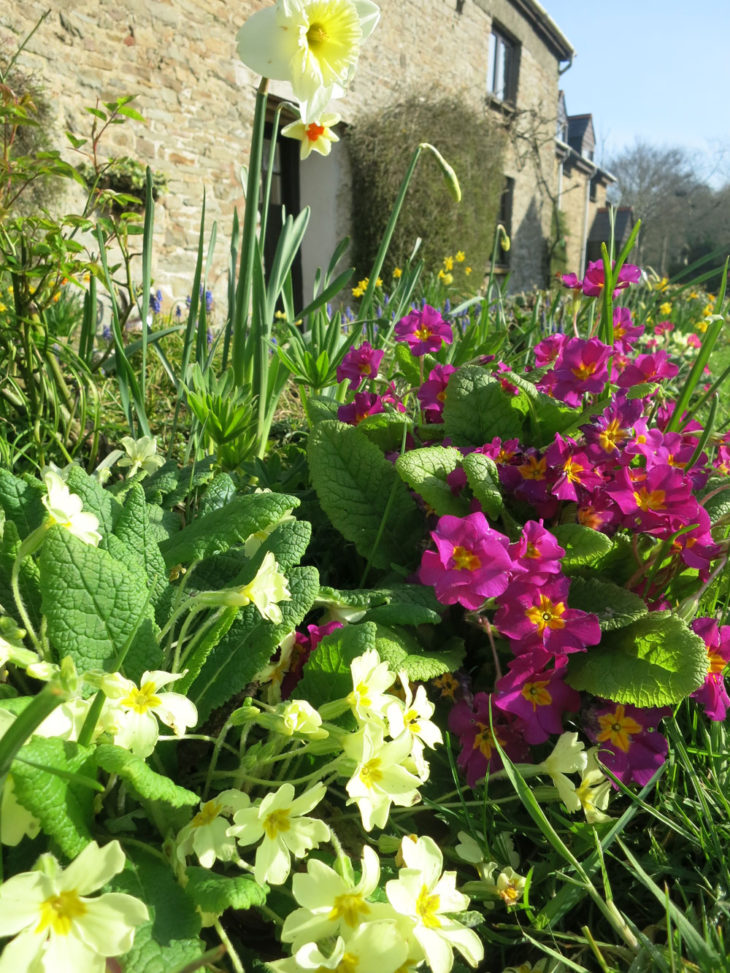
left=487, top=26, right=518, bottom=103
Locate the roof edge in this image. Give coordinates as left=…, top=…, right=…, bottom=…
left=508, top=0, right=574, bottom=61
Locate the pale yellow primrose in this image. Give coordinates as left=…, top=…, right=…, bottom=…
left=0, top=841, right=148, bottom=973
left=237, top=0, right=380, bottom=120
left=42, top=470, right=102, bottom=546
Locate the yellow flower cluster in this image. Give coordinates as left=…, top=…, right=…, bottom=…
left=352, top=277, right=382, bottom=298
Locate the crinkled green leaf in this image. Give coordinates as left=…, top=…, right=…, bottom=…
left=65, top=464, right=120, bottom=537
left=498, top=370, right=582, bottom=443
left=702, top=479, right=730, bottom=525
left=143, top=456, right=217, bottom=507
left=374, top=625, right=464, bottom=681
left=259, top=518, right=312, bottom=571
left=552, top=523, right=613, bottom=570
left=146, top=503, right=180, bottom=545
left=159, top=492, right=299, bottom=568
left=95, top=744, right=199, bottom=806
left=308, top=420, right=421, bottom=569
left=113, top=483, right=169, bottom=610
left=185, top=867, right=267, bottom=915
left=0, top=518, right=42, bottom=629
left=394, top=340, right=422, bottom=386
left=11, top=737, right=95, bottom=857
left=364, top=583, right=442, bottom=626
left=39, top=527, right=162, bottom=680
left=294, top=621, right=377, bottom=708
left=396, top=446, right=468, bottom=517
left=316, top=586, right=382, bottom=610
left=304, top=394, right=340, bottom=425
left=113, top=846, right=203, bottom=973
left=569, top=577, right=648, bottom=631
left=462, top=452, right=503, bottom=519
left=567, top=612, right=708, bottom=707
left=442, top=366, right=526, bottom=445
left=358, top=412, right=412, bottom=452
left=199, top=473, right=237, bottom=516
left=190, top=566, right=320, bottom=723
left=0, top=469, right=44, bottom=538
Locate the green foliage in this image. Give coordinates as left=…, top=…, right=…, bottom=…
left=95, top=744, right=199, bottom=807
left=395, top=446, right=467, bottom=517
left=442, top=365, right=527, bottom=444
left=347, top=93, right=506, bottom=277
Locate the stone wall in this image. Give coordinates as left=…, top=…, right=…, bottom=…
left=1, top=0, right=574, bottom=304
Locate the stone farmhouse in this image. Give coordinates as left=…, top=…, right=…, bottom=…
left=1, top=0, right=618, bottom=306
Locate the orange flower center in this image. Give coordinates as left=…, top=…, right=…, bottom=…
left=520, top=679, right=552, bottom=711
left=306, top=122, right=326, bottom=142
left=525, top=595, right=566, bottom=632
left=633, top=487, right=666, bottom=512
left=451, top=545, right=481, bottom=571
left=596, top=705, right=643, bottom=752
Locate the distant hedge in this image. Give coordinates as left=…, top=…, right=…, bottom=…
left=346, top=93, right=506, bottom=279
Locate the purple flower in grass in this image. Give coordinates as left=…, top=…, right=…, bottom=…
left=586, top=700, right=670, bottom=786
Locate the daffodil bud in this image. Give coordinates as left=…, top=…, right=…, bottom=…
left=420, top=142, right=462, bottom=203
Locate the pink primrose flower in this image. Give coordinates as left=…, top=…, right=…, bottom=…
left=337, top=392, right=385, bottom=425
left=616, top=350, right=679, bottom=390
left=550, top=337, right=612, bottom=407
left=545, top=434, right=604, bottom=502
left=581, top=259, right=641, bottom=298
left=418, top=363, right=457, bottom=423
left=586, top=701, right=670, bottom=786
left=494, top=665, right=581, bottom=744
left=533, top=333, right=568, bottom=369
left=690, top=618, right=730, bottom=721
left=686, top=333, right=702, bottom=349
left=394, top=304, right=453, bottom=356
left=612, top=306, right=644, bottom=353
left=561, top=272, right=582, bottom=290
left=336, top=341, right=384, bottom=389
left=581, top=393, right=644, bottom=464
left=605, top=464, right=699, bottom=536
left=281, top=620, right=343, bottom=698
left=448, top=692, right=530, bottom=786
left=508, top=520, right=565, bottom=582
left=419, top=513, right=513, bottom=610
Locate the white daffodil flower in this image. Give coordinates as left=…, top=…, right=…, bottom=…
left=227, top=781, right=330, bottom=885
left=347, top=648, right=396, bottom=723
left=282, top=112, right=341, bottom=159
left=387, top=672, right=443, bottom=778
left=100, top=669, right=198, bottom=758
left=281, top=843, right=382, bottom=949
left=386, top=835, right=484, bottom=973
left=117, top=435, right=165, bottom=477
left=237, top=0, right=380, bottom=120
left=176, top=789, right=252, bottom=868
left=343, top=722, right=422, bottom=831
left=203, top=552, right=291, bottom=624
left=42, top=470, right=102, bottom=546
left=0, top=840, right=148, bottom=973
left=536, top=731, right=588, bottom=813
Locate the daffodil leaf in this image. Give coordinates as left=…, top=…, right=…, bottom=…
left=462, top=452, right=503, bottom=519
left=185, top=867, right=267, bottom=916
left=39, top=526, right=162, bottom=680
left=95, top=744, right=199, bottom=806
left=112, top=845, right=203, bottom=973
left=308, top=420, right=422, bottom=569
left=396, top=446, right=469, bottom=517
left=442, top=366, right=526, bottom=445
left=294, top=621, right=377, bottom=708
left=0, top=468, right=44, bottom=537
left=552, top=523, right=613, bottom=570
left=112, top=483, right=169, bottom=612
left=566, top=612, right=708, bottom=707
left=189, top=566, right=320, bottom=723
left=158, top=492, right=299, bottom=568
left=568, top=577, right=647, bottom=630
left=11, top=736, right=95, bottom=857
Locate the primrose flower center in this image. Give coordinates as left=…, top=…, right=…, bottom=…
left=122, top=681, right=162, bottom=713
left=596, top=706, right=643, bottom=752
left=521, top=679, right=552, bottom=710
left=473, top=722, right=502, bottom=759
left=451, top=545, right=481, bottom=571
left=349, top=682, right=371, bottom=709
left=599, top=419, right=627, bottom=452
left=525, top=596, right=566, bottom=632
left=359, top=757, right=383, bottom=788
left=404, top=707, right=421, bottom=734
left=416, top=884, right=442, bottom=929
left=36, top=890, right=87, bottom=936
left=414, top=326, right=433, bottom=341
left=192, top=800, right=222, bottom=828
left=306, top=122, right=326, bottom=142
left=518, top=455, right=547, bottom=480
left=708, top=650, right=727, bottom=675
left=328, top=891, right=370, bottom=926
left=263, top=807, right=291, bottom=839
left=562, top=457, right=584, bottom=482
left=632, top=487, right=667, bottom=512
left=571, top=361, right=597, bottom=380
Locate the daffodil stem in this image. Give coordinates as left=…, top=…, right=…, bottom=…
left=215, top=918, right=245, bottom=973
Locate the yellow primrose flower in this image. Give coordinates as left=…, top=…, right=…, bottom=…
left=236, top=0, right=380, bottom=120
left=281, top=111, right=340, bottom=159
left=659, top=301, right=672, bottom=316
left=42, top=471, right=102, bottom=547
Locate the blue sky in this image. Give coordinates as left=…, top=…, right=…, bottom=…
left=542, top=1, right=730, bottom=184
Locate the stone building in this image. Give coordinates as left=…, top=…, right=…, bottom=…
left=1, top=0, right=615, bottom=304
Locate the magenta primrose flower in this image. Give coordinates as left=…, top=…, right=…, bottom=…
left=336, top=341, right=384, bottom=389
left=494, top=665, right=581, bottom=744
left=448, top=692, right=529, bottom=786
left=615, top=350, right=679, bottom=389
left=507, top=520, right=565, bottom=582
left=418, top=363, right=457, bottom=423
left=419, top=512, right=513, bottom=610
left=586, top=700, right=670, bottom=786
left=281, top=620, right=343, bottom=699
left=541, top=337, right=612, bottom=408
left=337, top=392, right=385, bottom=426
left=612, top=306, right=644, bottom=353
left=394, top=304, right=453, bottom=356
left=581, top=259, right=641, bottom=297
left=690, top=618, right=730, bottom=721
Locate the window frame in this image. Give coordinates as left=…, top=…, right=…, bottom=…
left=487, top=24, right=519, bottom=105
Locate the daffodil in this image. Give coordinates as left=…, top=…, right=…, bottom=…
left=282, top=112, right=341, bottom=159
left=227, top=781, right=330, bottom=885
left=385, top=834, right=484, bottom=973
left=42, top=470, right=102, bottom=547
left=237, top=0, right=380, bottom=120
left=0, top=841, right=148, bottom=973
left=100, top=669, right=198, bottom=757
left=176, top=789, right=252, bottom=868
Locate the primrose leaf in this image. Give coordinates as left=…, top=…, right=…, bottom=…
left=569, top=577, right=647, bottom=631
left=442, top=366, right=526, bottom=445
left=396, top=446, right=468, bottom=516
left=185, top=867, right=267, bottom=916
left=552, top=523, right=613, bottom=570
left=308, top=420, right=422, bottom=570
left=358, top=412, right=412, bottom=452
left=0, top=469, right=45, bottom=538
left=113, top=483, right=169, bottom=611
left=462, top=452, right=503, bottom=519
left=95, top=744, right=199, bottom=806
left=567, top=612, right=708, bottom=707
left=12, top=737, right=95, bottom=857
left=294, top=621, right=377, bottom=708
left=39, top=527, right=162, bottom=680
left=65, top=464, right=120, bottom=537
